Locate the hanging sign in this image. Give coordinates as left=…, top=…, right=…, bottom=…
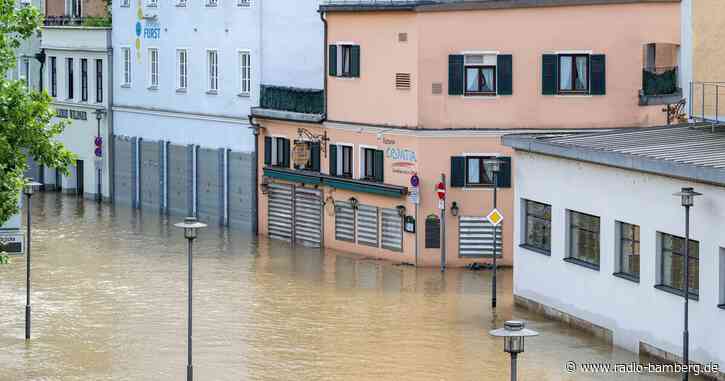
left=293, top=143, right=309, bottom=167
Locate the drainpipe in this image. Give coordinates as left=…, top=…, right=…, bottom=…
left=34, top=49, right=45, bottom=92
left=319, top=10, right=328, bottom=120
left=248, top=115, right=261, bottom=235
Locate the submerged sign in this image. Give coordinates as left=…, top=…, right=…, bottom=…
left=0, top=231, right=24, bottom=255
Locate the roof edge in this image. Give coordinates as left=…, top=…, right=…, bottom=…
left=319, top=0, right=679, bottom=13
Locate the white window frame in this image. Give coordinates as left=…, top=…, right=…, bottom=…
left=206, top=0, right=218, bottom=7
left=20, top=57, right=30, bottom=87
left=176, top=0, right=186, bottom=6
left=358, top=144, right=378, bottom=181
left=121, top=47, right=132, bottom=87
left=148, top=47, right=159, bottom=89
left=238, top=49, right=251, bottom=97
left=120, top=0, right=130, bottom=7
left=206, top=49, right=219, bottom=93
left=147, top=0, right=158, bottom=7
left=333, top=143, right=354, bottom=178
left=176, top=48, right=188, bottom=92
left=237, top=0, right=251, bottom=7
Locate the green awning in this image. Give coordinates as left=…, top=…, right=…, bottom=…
left=263, top=168, right=322, bottom=185
left=263, top=167, right=407, bottom=198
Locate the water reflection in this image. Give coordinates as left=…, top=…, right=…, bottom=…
left=0, top=193, right=699, bottom=380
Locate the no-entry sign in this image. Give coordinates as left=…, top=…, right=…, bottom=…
left=436, top=182, right=446, bottom=200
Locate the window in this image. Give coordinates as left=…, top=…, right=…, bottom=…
left=237, top=0, right=250, bottom=7
left=120, top=0, right=130, bottom=7
left=148, top=48, right=159, bottom=88
left=21, top=57, right=30, bottom=87
left=450, top=156, right=511, bottom=189
left=206, top=0, right=217, bottom=6
left=567, top=210, right=600, bottom=269
left=523, top=200, right=551, bottom=254
left=50, top=56, right=57, bottom=97
left=329, top=44, right=360, bottom=78
left=464, top=54, right=496, bottom=95
left=264, top=137, right=290, bottom=168
left=362, top=148, right=384, bottom=182
left=615, top=222, right=640, bottom=281
left=122, top=48, right=131, bottom=86
left=147, top=0, right=158, bottom=7
left=465, top=156, right=496, bottom=186
left=207, top=50, right=219, bottom=92
left=559, top=54, right=589, bottom=93
left=66, top=58, right=74, bottom=99
left=177, top=49, right=188, bottom=91
left=657, top=232, right=699, bottom=298
left=80, top=59, right=88, bottom=101
left=176, top=0, right=186, bottom=6
left=239, top=50, right=251, bottom=96
left=330, top=144, right=353, bottom=178
left=95, top=59, right=103, bottom=103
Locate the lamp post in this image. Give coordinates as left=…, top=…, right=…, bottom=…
left=174, top=217, right=207, bottom=381
left=93, top=109, right=106, bottom=203
left=485, top=159, right=501, bottom=309
left=673, top=187, right=701, bottom=381
left=23, top=180, right=41, bottom=340
left=490, top=320, right=539, bottom=381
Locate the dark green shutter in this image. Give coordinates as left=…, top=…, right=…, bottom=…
left=496, top=157, right=512, bottom=188
left=590, top=54, right=606, bottom=95
left=450, top=156, right=466, bottom=188
left=373, top=149, right=384, bottom=183
left=448, top=54, right=464, bottom=95
left=329, top=45, right=337, bottom=77
left=264, top=136, right=272, bottom=166
left=329, top=144, right=337, bottom=176
left=351, top=45, right=361, bottom=78
left=282, top=139, right=290, bottom=168
left=497, top=54, right=513, bottom=95
left=311, top=142, right=321, bottom=172
left=542, top=54, right=558, bottom=95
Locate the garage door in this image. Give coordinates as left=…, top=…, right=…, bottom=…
left=293, top=187, right=322, bottom=247
left=268, top=183, right=293, bottom=242
left=459, top=216, right=502, bottom=258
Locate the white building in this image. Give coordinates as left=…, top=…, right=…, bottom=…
left=41, top=26, right=113, bottom=199
left=110, top=0, right=323, bottom=228
left=503, top=124, right=725, bottom=378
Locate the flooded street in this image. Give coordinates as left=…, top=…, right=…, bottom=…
left=0, top=193, right=701, bottom=381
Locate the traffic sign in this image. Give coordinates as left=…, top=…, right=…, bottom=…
left=486, top=209, right=504, bottom=226
left=408, top=187, right=419, bottom=205
left=410, top=174, right=420, bottom=188
left=436, top=182, right=446, bottom=200
left=438, top=199, right=445, bottom=210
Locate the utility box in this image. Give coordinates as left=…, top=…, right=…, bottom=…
left=0, top=193, right=24, bottom=254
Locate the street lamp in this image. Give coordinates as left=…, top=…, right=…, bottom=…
left=93, top=109, right=106, bottom=203
left=673, top=187, right=701, bottom=381
left=485, top=158, right=501, bottom=309
left=490, top=320, right=539, bottom=381
left=174, top=217, right=207, bottom=381
left=23, top=180, right=41, bottom=340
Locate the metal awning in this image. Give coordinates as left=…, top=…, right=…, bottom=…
left=263, top=167, right=408, bottom=198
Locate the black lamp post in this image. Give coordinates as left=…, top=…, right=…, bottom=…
left=485, top=158, right=501, bottom=309
left=174, top=217, right=207, bottom=381
left=23, top=180, right=41, bottom=340
left=673, top=187, right=701, bottom=381
left=490, top=320, right=539, bottom=381
left=93, top=109, right=106, bottom=203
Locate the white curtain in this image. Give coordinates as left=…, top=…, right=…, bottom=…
left=482, top=68, right=494, bottom=92
left=466, top=68, right=478, bottom=92
left=560, top=56, right=572, bottom=91
left=467, top=158, right=480, bottom=184
left=575, top=56, right=588, bottom=90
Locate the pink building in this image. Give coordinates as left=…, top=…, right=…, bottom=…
left=251, top=0, right=682, bottom=268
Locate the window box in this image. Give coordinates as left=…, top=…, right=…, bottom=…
left=654, top=284, right=699, bottom=301
left=563, top=257, right=600, bottom=271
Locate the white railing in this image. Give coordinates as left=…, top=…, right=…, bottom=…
left=689, top=82, right=725, bottom=123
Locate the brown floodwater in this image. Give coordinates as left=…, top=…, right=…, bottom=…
left=0, top=193, right=703, bottom=381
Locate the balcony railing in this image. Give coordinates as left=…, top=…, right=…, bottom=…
left=259, top=85, right=324, bottom=115
left=43, top=16, right=111, bottom=27
left=689, top=81, right=725, bottom=123
left=642, top=66, right=678, bottom=96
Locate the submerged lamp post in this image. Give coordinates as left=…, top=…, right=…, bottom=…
left=93, top=109, right=106, bottom=203
left=673, top=187, right=701, bottom=381
left=485, top=158, right=501, bottom=309
left=174, top=217, right=207, bottom=381
left=23, top=180, right=41, bottom=340
left=490, top=320, right=539, bottom=381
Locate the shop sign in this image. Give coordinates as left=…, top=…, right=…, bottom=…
left=404, top=216, right=416, bottom=233
left=387, top=147, right=417, bottom=175
left=293, top=143, right=309, bottom=167
left=56, top=108, right=87, bottom=121
left=143, top=22, right=161, bottom=40
left=0, top=231, right=24, bottom=255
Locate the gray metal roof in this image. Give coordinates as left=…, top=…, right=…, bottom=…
left=502, top=123, right=725, bottom=187
left=319, top=0, right=679, bottom=12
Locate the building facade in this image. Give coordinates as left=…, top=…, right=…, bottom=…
left=503, top=125, right=725, bottom=379
left=110, top=0, right=323, bottom=228
left=686, top=0, right=725, bottom=123
left=252, top=0, right=681, bottom=267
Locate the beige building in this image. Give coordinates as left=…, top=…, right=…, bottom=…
left=687, top=0, right=725, bottom=121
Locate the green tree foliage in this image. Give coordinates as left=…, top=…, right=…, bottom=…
left=0, top=0, right=74, bottom=224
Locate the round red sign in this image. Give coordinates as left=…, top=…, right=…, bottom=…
left=436, top=182, right=446, bottom=200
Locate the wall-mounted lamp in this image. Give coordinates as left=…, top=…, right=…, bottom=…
left=450, top=201, right=460, bottom=217
left=348, top=197, right=359, bottom=210
left=260, top=176, right=271, bottom=195
left=396, top=205, right=407, bottom=218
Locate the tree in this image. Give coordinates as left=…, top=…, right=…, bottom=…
left=0, top=0, right=74, bottom=225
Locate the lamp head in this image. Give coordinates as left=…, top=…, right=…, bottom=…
left=174, top=217, right=207, bottom=240
left=94, top=108, right=106, bottom=121
left=348, top=197, right=359, bottom=210
left=23, top=180, right=41, bottom=196
left=489, top=320, right=539, bottom=355
left=450, top=201, right=460, bottom=217
left=673, top=187, right=702, bottom=208
left=396, top=205, right=407, bottom=218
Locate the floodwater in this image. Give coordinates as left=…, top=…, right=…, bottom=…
left=0, top=193, right=703, bottom=381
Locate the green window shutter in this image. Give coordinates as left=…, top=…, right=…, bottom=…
left=329, top=45, right=337, bottom=77
left=497, top=54, right=513, bottom=95
left=373, top=149, right=384, bottom=183
left=351, top=45, right=361, bottom=78
left=542, top=54, right=558, bottom=95
left=282, top=139, right=290, bottom=168
left=264, top=136, right=272, bottom=166
left=448, top=54, right=464, bottom=95
left=329, top=144, right=337, bottom=176
left=496, top=157, right=512, bottom=188
left=450, top=156, right=466, bottom=187
left=590, top=54, right=606, bottom=95
left=311, top=142, right=321, bottom=172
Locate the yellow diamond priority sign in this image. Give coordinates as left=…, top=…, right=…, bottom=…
left=486, top=209, right=504, bottom=226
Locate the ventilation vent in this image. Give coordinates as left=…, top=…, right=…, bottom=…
left=398, top=33, right=408, bottom=42
left=396, top=73, right=411, bottom=90
left=432, top=82, right=442, bottom=94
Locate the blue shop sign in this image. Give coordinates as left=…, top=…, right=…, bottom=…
left=143, top=22, right=161, bottom=39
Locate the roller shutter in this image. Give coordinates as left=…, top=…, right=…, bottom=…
left=268, top=183, right=293, bottom=242
left=459, top=216, right=502, bottom=258
left=381, top=208, right=403, bottom=252
left=335, top=200, right=355, bottom=242
left=294, top=187, right=323, bottom=247
left=356, top=204, right=379, bottom=247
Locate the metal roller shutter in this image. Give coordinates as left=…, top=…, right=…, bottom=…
left=335, top=200, right=355, bottom=242
left=294, top=187, right=322, bottom=247
left=381, top=208, right=403, bottom=252
left=140, top=140, right=162, bottom=211
left=268, top=183, right=293, bottom=242
left=459, top=216, right=502, bottom=258
left=113, top=135, right=134, bottom=206
left=357, top=204, right=379, bottom=247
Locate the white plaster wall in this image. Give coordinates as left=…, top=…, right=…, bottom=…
left=513, top=151, right=725, bottom=366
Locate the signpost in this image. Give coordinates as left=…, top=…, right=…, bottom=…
left=410, top=174, right=420, bottom=266
left=487, top=207, right=504, bottom=309
left=437, top=177, right=446, bottom=272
